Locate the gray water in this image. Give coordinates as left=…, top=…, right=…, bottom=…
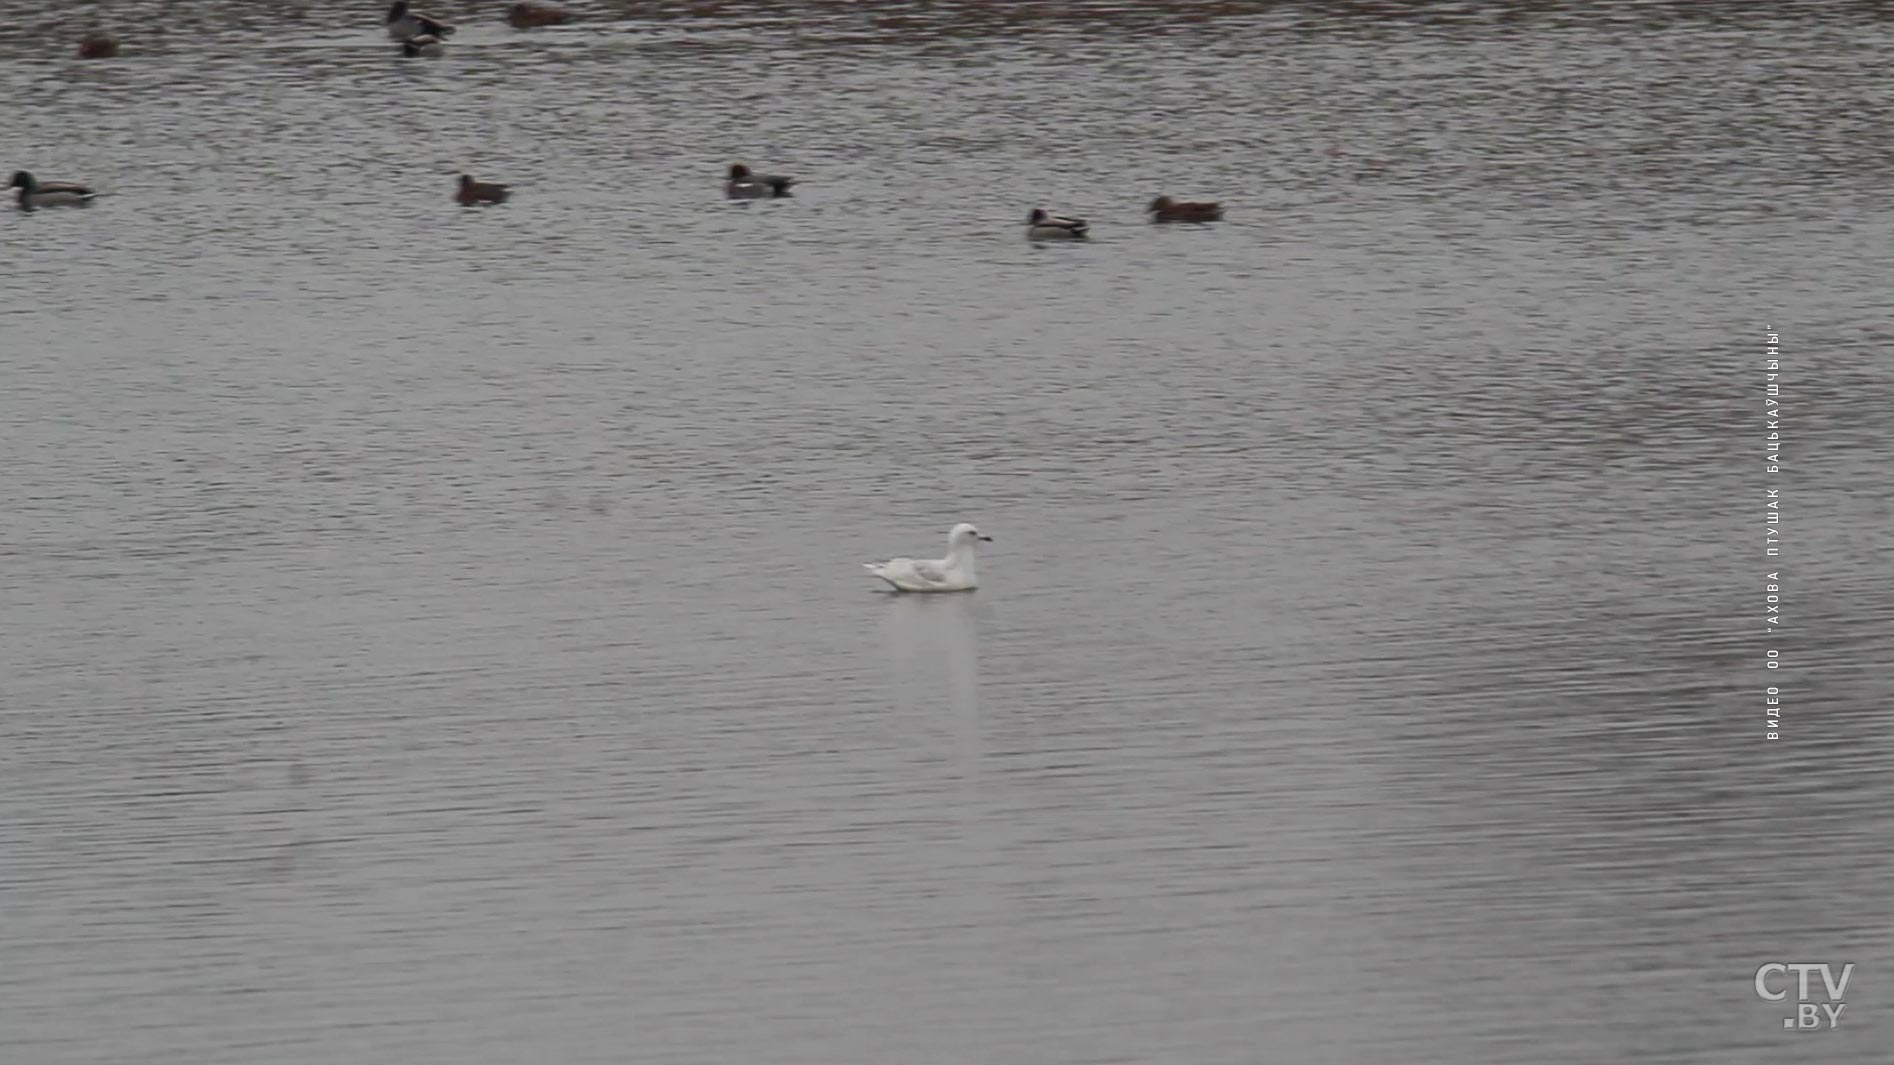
left=3, top=2, right=1891, bottom=1062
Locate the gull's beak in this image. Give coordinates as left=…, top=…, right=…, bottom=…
left=978, top=534, right=994, bottom=542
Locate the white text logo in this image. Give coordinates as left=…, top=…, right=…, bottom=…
left=1755, top=963, right=1852, bottom=1030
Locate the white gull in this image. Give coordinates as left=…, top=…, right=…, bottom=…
left=864, top=523, right=993, bottom=592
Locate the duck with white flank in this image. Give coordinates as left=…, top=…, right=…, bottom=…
left=725, top=164, right=795, bottom=199
left=864, top=524, right=994, bottom=593
left=386, top=1, right=453, bottom=40
left=11, top=171, right=97, bottom=211
left=401, top=33, right=445, bottom=56
left=1026, top=208, right=1088, bottom=239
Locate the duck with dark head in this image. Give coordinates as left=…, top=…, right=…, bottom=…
left=457, top=174, right=510, bottom=206
left=387, top=1, right=454, bottom=40
left=1026, top=208, right=1088, bottom=239
left=11, top=170, right=98, bottom=211
left=724, top=163, right=795, bottom=199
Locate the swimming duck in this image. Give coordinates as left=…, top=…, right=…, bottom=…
left=725, top=163, right=794, bottom=199
left=1026, top=208, right=1088, bottom=239
left=401, top=33, right=445, bottom=56
left=11, top=170, right=97, bottom=211
left=507, top=1, right=574, bottom=28
left=77, top=33, right=120, bottom=59
left=456, top=174, right=510, bottom=205
left=1148, top=196, right=1223, bottom=223
left=386, top=1, right=454, bottom=40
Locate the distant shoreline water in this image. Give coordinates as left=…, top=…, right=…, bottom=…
left=2, top=0, right=1883, bottom=55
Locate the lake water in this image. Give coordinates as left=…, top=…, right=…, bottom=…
left=3, top=2, right=1891, bottom=1062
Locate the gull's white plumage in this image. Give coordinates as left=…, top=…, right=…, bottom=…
left=865, top=523, right=993, bottom=592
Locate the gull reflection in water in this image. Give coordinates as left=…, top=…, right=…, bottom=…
left=883, top=594, right=1002, bottom=1005
left=884, top=593, right=983, bottom=782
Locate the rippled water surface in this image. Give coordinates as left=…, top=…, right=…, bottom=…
left=4, top=2, right=1892, bottom=1062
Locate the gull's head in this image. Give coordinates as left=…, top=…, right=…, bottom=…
left=949, top=522, right=993, bottom=545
